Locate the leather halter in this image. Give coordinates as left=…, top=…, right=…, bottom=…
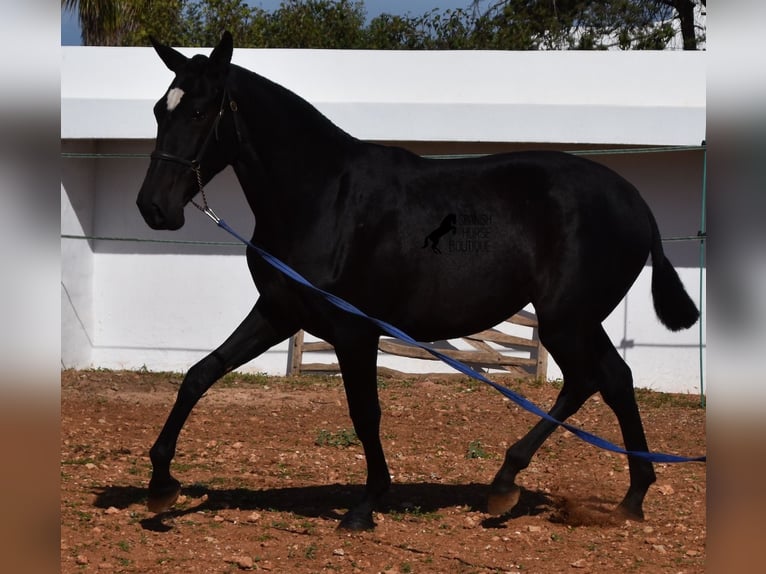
left=150, top=87, right=240, bottom=168
left=149, top=87, right=241, bottom=213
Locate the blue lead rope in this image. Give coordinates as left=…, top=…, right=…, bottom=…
left=212, top=214, right=705, bottom=464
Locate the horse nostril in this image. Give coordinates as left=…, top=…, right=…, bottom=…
left=137, top=198, right=166, bottom=228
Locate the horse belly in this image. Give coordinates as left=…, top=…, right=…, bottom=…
left=358, top=241, right=533, bottom=342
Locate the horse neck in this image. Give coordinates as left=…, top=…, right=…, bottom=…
left=228, top=66, right=357, bottom=212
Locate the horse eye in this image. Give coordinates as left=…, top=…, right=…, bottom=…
left=191, top=109, right=206, bottom=121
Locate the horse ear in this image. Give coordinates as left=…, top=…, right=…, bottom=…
left=210, top=31, right=233, bottom=68
left=149, top=36, right=188, bottom=73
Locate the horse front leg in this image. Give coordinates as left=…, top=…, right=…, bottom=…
left=147, top=302, right=296, bottom=513
left=333, top=331, right=390, bottom=531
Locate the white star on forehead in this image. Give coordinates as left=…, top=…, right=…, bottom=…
left=166, top=87, right=185, bottom=111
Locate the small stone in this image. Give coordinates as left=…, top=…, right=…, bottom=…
left=226, top=555, right=254, bottom=570
left=213, top=515, right=225, bottom=522
left=232, top=442, right=244, bottom=449
left=246, top=512, right=261, bottom=522
left=657, top=484, right=675, bottom=496
left=333, top=548, right=345, bottom=556
left=686, top=549, right=701, bottom=557
left=85, top=462, right=97, bottom=470
left=527, top=525, right=542, bottom=533
left=653, top=544, right=667, bottom=554
left=104, top=506, right=120, bottom=515
left=571, top=559, right=587, bottom=568
left=75, top=555, right=89, bottom=565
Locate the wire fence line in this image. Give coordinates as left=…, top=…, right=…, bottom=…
left=61, top=144, right=706, bottom=161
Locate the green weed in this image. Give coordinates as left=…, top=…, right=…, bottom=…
left=466, top=440, right=491, bottom=459
left=315, top=428, right=359, bottom=448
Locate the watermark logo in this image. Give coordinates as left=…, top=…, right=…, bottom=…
left=422, top=214, right=457, bottom=254
left=423, top=212, right=492, bottom=254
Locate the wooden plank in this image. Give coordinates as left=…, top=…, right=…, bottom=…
left=465, top=329, right=538, bottom=349
left=535, top=345, right=549, bottom=380
left=508, top=314, right=539, bottom=327
left=378, top=339, right=537, bottom=367
left=299, top=362, right=341, bottom=372
left=464, top=338, right=497, bottom=354
left=302, top=341, right=335, bottom=352
left=286, top=330, right=304, bottom=375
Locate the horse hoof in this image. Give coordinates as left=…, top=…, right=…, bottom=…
left=615, top=503, right=645, bottom=522
left=147, top=479, right=181, bottom=514
left=487, top=484, right=521, bottom=516
left=337, top=512, right=376, bottom=531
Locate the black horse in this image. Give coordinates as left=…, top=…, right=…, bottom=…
left=137, top=32, right=699, bottom=530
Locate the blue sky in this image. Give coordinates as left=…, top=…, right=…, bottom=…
left=61, top=1, right=481, bottom=45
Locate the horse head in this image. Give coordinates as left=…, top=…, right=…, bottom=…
left=137, top=32, right=238, bottom=230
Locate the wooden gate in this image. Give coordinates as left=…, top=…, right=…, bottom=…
left=286, top=310, right=548, bottom=380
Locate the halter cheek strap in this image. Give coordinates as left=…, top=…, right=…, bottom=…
left=149, top=87, right=241, bottom=216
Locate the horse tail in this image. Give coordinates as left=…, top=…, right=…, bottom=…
left=649, top=213, right=699, bottom=331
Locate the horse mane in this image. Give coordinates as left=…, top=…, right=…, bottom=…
left=228, top=63, right=358, bottom=152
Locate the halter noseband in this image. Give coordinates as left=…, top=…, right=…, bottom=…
left=150, top=87, right=241, bottom=216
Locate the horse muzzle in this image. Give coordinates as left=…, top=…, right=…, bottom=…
left=136, top=192, right=185, bottom=231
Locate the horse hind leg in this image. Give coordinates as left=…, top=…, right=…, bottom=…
left=594, top=329, right=656, bottom=520
left=147, top=302, right=295, bottom=513
left=487, top=327, right=599, bottom=516
left=487, top=387, right=595, bottom=515
left=489, top=324, right=656, bottom=521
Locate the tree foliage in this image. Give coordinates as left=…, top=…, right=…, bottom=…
left=63, top=0, right=705, bottom=50
left=470, top=0, right=705, bottom=50
left=62, top=0, right=141, bottom=45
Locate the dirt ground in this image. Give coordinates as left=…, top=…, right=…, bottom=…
left=61, top=370, right=706, bottom=573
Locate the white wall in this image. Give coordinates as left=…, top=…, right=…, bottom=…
left=61, top=141, right=97, bottom=368
left=61, top=48, right=706, bottom=394
left=61, top=48, right=705, bottom=145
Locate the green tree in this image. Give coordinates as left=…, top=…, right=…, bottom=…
left=121, top=0, right=268, bottom=47
left=469, top=0, right=704, bottom=50
left=62, top=0, right=141, bottom=45
left=264, top=0, right=367, bottom=48
left=365, top=13, right=422, bottom=49
left=662, top=0, right=706, bottom=50
left=66, top=0, right=704, bottom=50
left=122, top=0, right=188, bottom=46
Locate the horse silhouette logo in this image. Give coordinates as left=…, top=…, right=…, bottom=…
left=423, top=213, right=457, bottom=254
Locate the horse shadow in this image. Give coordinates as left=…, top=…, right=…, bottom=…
left=91, top=482, right=555, bottom=532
